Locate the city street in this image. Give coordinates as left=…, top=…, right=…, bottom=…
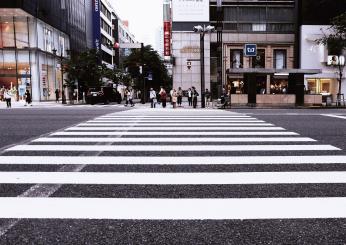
left=0, top=106, right=345, bottom=244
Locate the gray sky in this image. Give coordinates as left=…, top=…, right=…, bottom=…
left=109, top=0, right=163, bottom=49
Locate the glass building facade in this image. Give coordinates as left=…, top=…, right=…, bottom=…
left=0, top=0, right=88, bottom=101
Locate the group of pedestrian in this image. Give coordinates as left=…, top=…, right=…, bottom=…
left=0, top=86, right=32, bottom=108
left=124, top=87, right=135, bottom=107
left=149, top=87, right=168, bottom=108
left=187, top=87, right=200, bottom=108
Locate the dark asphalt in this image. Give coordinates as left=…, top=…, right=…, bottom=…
left=0, top=108, right=346, bottom=244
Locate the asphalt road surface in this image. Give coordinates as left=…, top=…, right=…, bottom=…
left=0, top=107, right=345, bottom=244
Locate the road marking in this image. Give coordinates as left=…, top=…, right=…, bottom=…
left=0, top=155, right=345, bottom=165
left=0, top=197, right=346, bottom=219
left=1, top=171, right=346, bottom=184
left=33, top=137, right=316, bottom=143
left=90, top=119, right=262, bottom=122
left=6, top=144, right=340, bottom=152
left=78, top=123, right=274, bottom=127
left=65, top=127, right=285, bottom=131
left=99, top=116, right=252, bottom=119
left=321, top=114, right=346, bottom=120
left=51, top=131, right=299, bottom=136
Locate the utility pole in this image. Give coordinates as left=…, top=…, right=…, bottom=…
left=217, top=0, right=224, bottom=100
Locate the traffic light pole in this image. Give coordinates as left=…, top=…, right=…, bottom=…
left=200, top=32, right=205, bottom=108
left=141, top=43, right=146, bottom=104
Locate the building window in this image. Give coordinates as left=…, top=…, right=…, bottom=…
left=230, top=50, right=243, bottom=68
left=252, top=24, right=266, bottom=32
left=44, top=27, right=53, bottom=52
left=15, top=17, right=29, bottom=49
left=274, top=50, right=287, bottom=69
left=0, top=17, right=15, bottom=48
left=307, top=79, right=332, bottom=95
left=270, top=77, right=288, bottom=94
left=252, top=49, right=265, bottom=68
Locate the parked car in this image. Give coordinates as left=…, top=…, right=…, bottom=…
left=86, top=88, right=104, bottom=105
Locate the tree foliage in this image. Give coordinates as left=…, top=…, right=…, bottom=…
left=64, top=49, right=106, bottom=90
left=124, top=45, right=171, bottom=91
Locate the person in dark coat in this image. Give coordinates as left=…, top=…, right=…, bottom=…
left=25, top=90, right=32, bottom=106
left=55, top=89, right=59, bottom=103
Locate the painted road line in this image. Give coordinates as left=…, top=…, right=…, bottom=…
left=99, top=116, right=252, bottom=119
left=51, top=131, right=299, bottom=136
left=65, top=127, right=286, bottom=131
left=88, top=120, right=264, bottom=123
left=6, top=144, right=340, bottom=152
left=77, top=123, right=274, bottom=127
left=33, top=137, right=316, bottom=143
left=0, top=155, right=345, bottom=165
left=321, top=114, right=346, bottom=120
left=0, top=197, right=346, bottom=219
left=1, top=171, right=346, bottom=185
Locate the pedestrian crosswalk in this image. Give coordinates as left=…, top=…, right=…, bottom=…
left=0, top=108, right=346, bottom=225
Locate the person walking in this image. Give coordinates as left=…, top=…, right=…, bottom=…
left=24, top=90, right=32, bottom=106
left=55, top=89, right=59, bottom=103
left=187, top=88, right=192, bottom=106
left=149, top=88, right=157, bottom=108
left=159, top=87, right=167, bottom=108
left=192, top=87, right=199, bottom=109
left=171, top=89, right=178, bottom=108
left=205, top=89, right=211, bottom=108
left=127, top=88, right=134, bottom=107
left=124, top=88, right=129, bottom=106
left=4, top=89, right=12, bottom=108
left=177, top=87, right=183, bottom=107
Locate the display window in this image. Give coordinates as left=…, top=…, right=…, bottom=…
left=306, top=79, right=334, bottom=95
left=270, top=78, right=288, bottom=94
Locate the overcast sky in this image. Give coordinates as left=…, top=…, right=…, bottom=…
left=109, top=0, right=163, bottom=50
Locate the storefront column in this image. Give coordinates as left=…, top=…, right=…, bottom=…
left=266, top=75, right=271, bottom=94
left=289, top=73, right=305, bottom=106
left=245, top=73, right=257, bottom=105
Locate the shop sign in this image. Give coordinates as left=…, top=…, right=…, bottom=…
left=327, top=55, right=345, bottom=66
left=180, top=46, right=200, bottom=53
left=172, top=0, right=209, bottom=22
left=244, top=44, right=257, bottom=56
left=164, top=22, right=171, bottom=56
left=92, top=0, right=101, bottom=52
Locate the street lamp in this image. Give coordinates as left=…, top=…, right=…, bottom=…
left=193, top=25, right=215, bottom=108
left=52, top=48, right=67, bottom=104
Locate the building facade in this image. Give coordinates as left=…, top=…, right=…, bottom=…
left=171, top=0, right=344, bottom=106
left=0, top=0, right=88, bottom=102
left=299, top=0, right=346, bottom=104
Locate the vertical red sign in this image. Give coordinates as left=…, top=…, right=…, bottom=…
left=164, top=21, right=171, bottom=57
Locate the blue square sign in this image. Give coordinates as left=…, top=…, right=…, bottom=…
left=244, top=44, right=257, bottom=56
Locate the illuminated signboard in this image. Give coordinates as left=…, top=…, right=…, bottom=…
left=172, top=0, right=209, bottom=22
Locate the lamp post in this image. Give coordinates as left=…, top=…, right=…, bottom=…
left=52, top=48, right=67, bottom=104
left=193, top=25, right=215, bottom=108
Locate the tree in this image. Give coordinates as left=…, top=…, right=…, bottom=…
left=316, top=12, right=346, bottom=104
left=124, top=45, right=171, bottom=92
left=65, top=49, right=105, bottom=91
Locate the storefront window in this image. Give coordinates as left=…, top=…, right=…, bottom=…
left=0, top=51, right=16, bottom=90
left=15, top=17, right=29, bottom=49
left=230, top=50, right=243, bottom=68
left=256, top=76, right=266, bottom=94
left=270, top=78, right=288, bottom=94
left=274, top=50, right=286, bottom=69
left=0, top=17, right=15, bottom=48
left=252, top=49, right=265, bottom=68
left=306, top=79, right=333, bottom=95
left=228, top=78, right=246, bottom=94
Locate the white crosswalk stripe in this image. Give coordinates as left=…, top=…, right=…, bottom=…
left=0, top=108, right=345, bottom=223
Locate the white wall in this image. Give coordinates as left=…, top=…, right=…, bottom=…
left=300, top=25, right=346, bottom=95
left=172, top=32, right=210, bottom=94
